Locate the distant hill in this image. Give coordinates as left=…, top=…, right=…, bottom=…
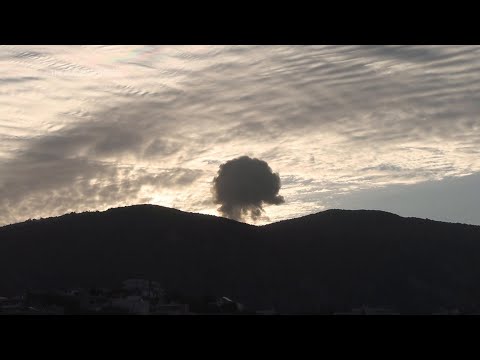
left=1, top=205, right=480, bottom=314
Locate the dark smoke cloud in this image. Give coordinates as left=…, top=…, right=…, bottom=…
left=212, top=156, right=285, bottom=221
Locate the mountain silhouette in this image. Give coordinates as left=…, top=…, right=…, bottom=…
left=1, top=205, right=480, bottom=314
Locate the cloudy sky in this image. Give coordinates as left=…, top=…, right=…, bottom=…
left=1, top=45, right=480, bottom=226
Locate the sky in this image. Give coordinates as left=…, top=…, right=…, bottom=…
left=1, top=45, right=480, bottom=226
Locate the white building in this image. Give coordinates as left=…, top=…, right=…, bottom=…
left=111, top=295, right=150, bottom=315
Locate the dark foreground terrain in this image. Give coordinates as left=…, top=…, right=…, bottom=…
left=1, top=205, right=480, bottom=314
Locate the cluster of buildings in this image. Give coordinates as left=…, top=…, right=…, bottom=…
left=6, top=283, right=468, bottom=315
left=332, top=306, right=475, bottom=315
left=333, top=306, right=401, bottom=315
left=0, top=279, right=254, bottom=315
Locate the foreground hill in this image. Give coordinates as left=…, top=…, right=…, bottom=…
left=1, top=205, right=480, bottom=313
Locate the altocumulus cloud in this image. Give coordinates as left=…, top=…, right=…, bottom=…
left=212, top=156, right=285, bottom=222
left=2, top=45, right=480, bottom=225
left=0, top=105, right=203, bottom=226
